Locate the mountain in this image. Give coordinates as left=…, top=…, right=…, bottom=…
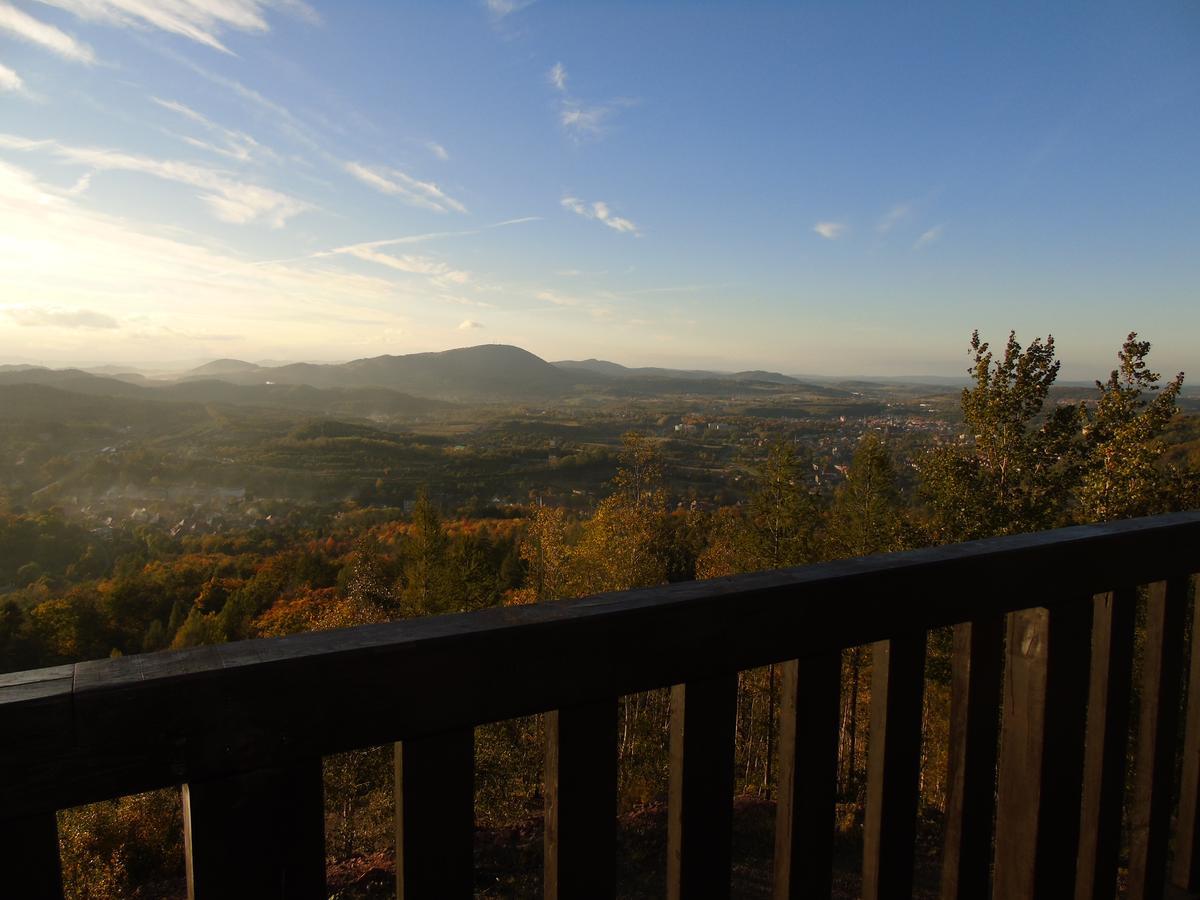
left=552, top=358, right=630, bottom=377
left=188, top=344, right=585, bottom=401
left=158, top=381, right=451, bottom=416
left=0, top=368, right=151, bottom=399
left=0, top=366, right=452, bottom=417
left=553, top=358, right=800, bottom=385
left=186, top=358, right=260, bottom=377
left=0, top=383, right=205, bottom=426
left=0, top=346, right=822, bottom=407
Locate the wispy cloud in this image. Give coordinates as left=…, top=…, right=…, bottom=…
left=485, top=0, right=535, bottom=19
left=813, top=221, right=846, bottom=240
left=562, top=196, right=639, bottom=235
left=458, top=319, right=483, bottom=330
left=0, top=60, right=22, bottom=92
left=35, top=0, right=318, bottom=55
left=548, top=62, right=633, bottom=140
left=914, top=224, right=944, bottom=249
left=560, top=103, right=612, bottom=138
left=877, top=204, right=910, bottom=233
left=335, top=245, right=471, bottom=286
left=0, top=1, right=94, bottom=63
left=0, top=132, right=308, bottom=226
left=6, top=306, right=118, bottom=329
left=317, top=217, right=539, bottom=258
left=426, top=141, right=449, bottom=161
left=0, top=157, right=418, bottom=357
left=344, top=161, right=467, bottom=214
left=536, top=289, right=581, bottom=307
left=153, top=97, right=275, bottom=163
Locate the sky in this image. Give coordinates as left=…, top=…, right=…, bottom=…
left=0, top=1, right=1196, bottom=378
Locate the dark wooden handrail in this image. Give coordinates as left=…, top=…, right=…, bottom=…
left=2, top=511, right=1199, bottom=898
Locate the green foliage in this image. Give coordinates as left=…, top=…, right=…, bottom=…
left=697, top=442, right=825, bottom=577
left=745, top=442, right=823, bottom=568
left=574, top=433, right=670, bottom=594
left=920, top=331, right=1078, bottom=540
left=400, top=491, right=453, bottom=616
left=1077, top=332, right=1186, bottom=520
left=828, top=432, right=906, bottom=557
left=170, top=607, right=225, bottom=649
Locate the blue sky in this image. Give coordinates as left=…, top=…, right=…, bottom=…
left=0, top=1, right=1196, bottom=377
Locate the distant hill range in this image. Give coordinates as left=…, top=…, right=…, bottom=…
left=553, top=357, right=802, bottom=385
left=163, top=345, right=819, bottom=401
left=0, top=344, right=937, bottom=408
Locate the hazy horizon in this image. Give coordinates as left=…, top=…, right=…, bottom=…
left=4, top=339, right=1194, bottom=388
left=1, top=2, right=1197, bottom=379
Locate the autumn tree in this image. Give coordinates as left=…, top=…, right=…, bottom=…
left=515, top=502, right=575, bottom=603
left=575, top=432, right=669, bottom=594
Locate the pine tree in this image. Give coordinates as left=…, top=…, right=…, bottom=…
left=746, top=442, right=823, bottom=569
left=829, top=432, right=904, bottom=558
left=400, top=491, right=451, bottom=616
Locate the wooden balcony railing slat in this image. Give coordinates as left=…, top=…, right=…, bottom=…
left=772, top=652, right=841, bottom=900
left=1127, top=577, right=1189, bottom=900
left=5, top=514, right=1197, bottom=822
left=1, top=514, right=1198, bottom=898
left=940, top=616, right=1004, bottom=900
left=1075, top=588, right=1137, bottom=900
left=1172, top=576, right=1200, bottom=893
left=862, top=631, right=927, bottom=900
left=667, top=674, right=738, bottom=900
left=182, top=758, right=325, bottom=900
left=544, top=699, right=619, bottom=900
left=395, top=728, right=474, bottom=900
left=0, top=810, right=64, bottom=899
left=994, top=603, right=1092, bottom=900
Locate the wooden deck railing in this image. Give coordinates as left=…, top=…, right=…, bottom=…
left=3, top=511, right=1200, bottom=899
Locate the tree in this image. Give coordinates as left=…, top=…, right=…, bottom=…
left=828, top=432, right=905, bottom=558
left=919, top=331, right=1077, bottom=541
left=575, top=433, right=669, bottom=594
left=515, top=503, right=574, bottom=603
left=1077, top=332, right=1185, bottom=520
left=746, top=442, right=823, bottom=569
left=400, top=492, right=452, bottom=616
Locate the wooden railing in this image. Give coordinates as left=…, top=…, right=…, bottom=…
left=3, top=511, right=1200, bottom=899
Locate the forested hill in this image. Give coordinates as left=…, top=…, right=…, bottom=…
left=0, top=345, right=841, bottom=405
left=181, top=344, right=582, bottom=400
left=0, top=369, right=453, bottom=417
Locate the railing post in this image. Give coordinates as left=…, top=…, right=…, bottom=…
left=667, top=674, right=737, bottom=900
left=1128, top=577, right=1189, bottom=900
left=183, top=758, right=325, bottom=900
left=993, top=602, right=1092, bottom=900
left=940, top=617, right=1003, bottom=900
left=396, top=728, right=474, bottom=899
left=544, top=699, right=618, bottom=900
left=1075, top=588, right=1137, bottom=900
left=862, top=631, right=926, bottom=900
left=0, top=811, right=64, bottom=899
left=772, top=652, right=841, bottom=900
left=1172, top=575, right=1200, bottom=893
